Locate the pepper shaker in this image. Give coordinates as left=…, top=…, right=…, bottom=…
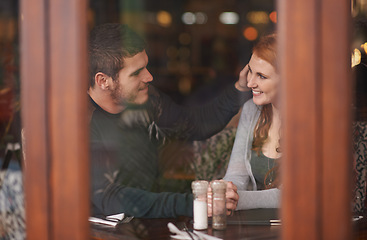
left=211, top=180, right=227, bottom=230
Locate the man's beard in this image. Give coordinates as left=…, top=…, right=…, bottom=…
left=109, top=82, right=149, bottom=107
left=109, top=82, right=127, bottom=106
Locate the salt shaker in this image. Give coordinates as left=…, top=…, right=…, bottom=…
left=211, top=180, right=227, bottom=230
left=191, top=180, right=209, bottom=230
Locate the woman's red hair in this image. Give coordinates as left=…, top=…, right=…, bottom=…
left=251, top=33, right=278, bottom=156
left=250, top=34, right=280, bottom=189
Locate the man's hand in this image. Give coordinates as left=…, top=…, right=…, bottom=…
left=235, top=64, right=250, bottom=92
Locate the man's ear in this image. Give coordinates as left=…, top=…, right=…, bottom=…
left=95, top=72, right=111, bottom=90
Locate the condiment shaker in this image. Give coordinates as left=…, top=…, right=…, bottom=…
left=191, top=180, right=209, bottom=230
left=211, top=180, right=227, bottom=230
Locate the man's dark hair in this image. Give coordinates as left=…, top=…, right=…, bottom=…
left=88, top=23, right=146, bottom=87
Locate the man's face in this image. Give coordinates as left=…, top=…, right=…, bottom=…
left=109, top=50, right=153, bottom=106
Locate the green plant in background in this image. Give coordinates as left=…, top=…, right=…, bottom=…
left=191, top=127, right=237, bottom=181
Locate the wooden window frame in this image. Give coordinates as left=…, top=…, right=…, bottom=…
left=20, top=0, right=352, bottom=239
left=21, top=0, right=89, bottom=239
left=279, top=0, right=352, bottom=239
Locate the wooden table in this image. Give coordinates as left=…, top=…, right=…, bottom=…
left=90, top=209, right=367, bottom=240
left=90, top=209, right=280, bottom=240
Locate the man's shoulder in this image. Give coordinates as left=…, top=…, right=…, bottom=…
left=87, top=97, right=97, bottom=123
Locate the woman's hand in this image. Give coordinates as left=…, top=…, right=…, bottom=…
left=235, top=64, right=250, bottom=92
left=207, top=185, right=213, bottom=217
left=207, top=180, right=239, bottom=217
left=225, top=181, right=239, bottom=215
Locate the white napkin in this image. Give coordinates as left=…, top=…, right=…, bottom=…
left=88, top=213, right=125, bottom=227
left=168, top=222, right=223, bottom=240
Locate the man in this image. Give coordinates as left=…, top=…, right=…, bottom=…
left=88, top=23, right=251, bottom=218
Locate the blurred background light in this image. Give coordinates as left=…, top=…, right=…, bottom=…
left=352, top=48, right=361, bottom=67
left=195, top=12, right=207, bottom=24
left=219, top=12, right=239, bottom=24
left=362, top=42, right=367, bottom=55
left=269, top=11, right=277, bottom=23
left=157, top=10, right=172, bottom=27
left=243, top=26, right=258, bottom=41
left=246, top=11, right=269, bottom=24
left=182, top=12, right=196, bottom=25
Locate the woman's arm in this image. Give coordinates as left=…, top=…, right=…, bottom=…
left=223, top=100, right=256, bottom=190
left=237, top=188, right=280, bottom=209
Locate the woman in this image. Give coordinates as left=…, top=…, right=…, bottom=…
left=223, top=34, right=281, bottom=209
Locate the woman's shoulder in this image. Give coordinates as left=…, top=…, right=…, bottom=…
left=243, top=99, right=260, bottom=112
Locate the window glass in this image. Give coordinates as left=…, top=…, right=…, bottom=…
left=351, top=0, right=367, bottom=215
left=88, top=0, right=276, bottom=192
left=0, top=1, right=20, bottom=165
left=0, top=0, right=23, bottom=238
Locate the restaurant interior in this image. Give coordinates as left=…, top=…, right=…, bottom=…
left=0, top=0, right=367, bottom=239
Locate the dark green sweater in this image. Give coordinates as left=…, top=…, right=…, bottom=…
left=89, top=85, right=251, bottom=218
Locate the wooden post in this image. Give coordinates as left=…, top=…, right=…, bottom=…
left=279, top=0, right=352, bottom=239
left=20, top=0, right=89, bottom=239
left=20, top=0, right=49, bottom=239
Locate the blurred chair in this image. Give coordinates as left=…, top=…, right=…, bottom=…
left=0, top=142, right=25, bottom=239
left=191, top=126, right=237, bottom=181
left=0, top=88, right=24, bottom=239
left=352, top=121, right=367, bottom=214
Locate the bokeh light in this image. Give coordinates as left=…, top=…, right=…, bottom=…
left=246, top=11, right=269, bottom=24
left=243, top=26, right=258, bottom=41
left=157, top=11, right=172, bottom=27
left=182, top=12, right=196, bottom=25
left=219, top=12, right=239, bottom=24
left=195, top=12, right=207, bottom=24
left=352, top=48, right=361, bottom=67
left=362, top=42, right=367, bottom=55
left=269, top=11, right=277, bottom=23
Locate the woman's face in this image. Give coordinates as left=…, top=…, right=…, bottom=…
left=247, top=53, right=280, bottom=106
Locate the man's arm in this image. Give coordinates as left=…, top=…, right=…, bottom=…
left=151, top=65, right=252, bottom=141
left=92, top=184, right=193, bottom=218
left=151, top=83, right=252, bottom=141
left=90, top=142, right=193, bottom=218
